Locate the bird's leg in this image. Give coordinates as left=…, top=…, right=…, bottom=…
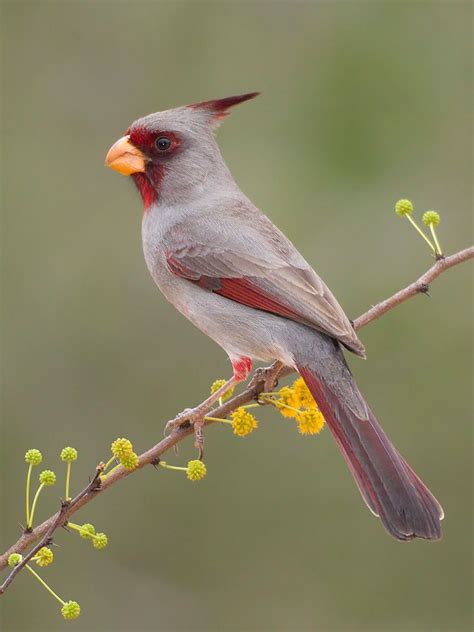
left=164, top=357, right=253, bottom=458
left=190, top=376, right=236, bottom=459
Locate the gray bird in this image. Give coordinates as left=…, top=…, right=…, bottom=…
left=106, top=92, right=443, bottom=541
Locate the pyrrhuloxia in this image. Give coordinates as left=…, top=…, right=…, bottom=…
left=106, top=93, right=443, bottom=541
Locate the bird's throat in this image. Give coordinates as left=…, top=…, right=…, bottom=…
left=131, top=164, right=163, bottom=212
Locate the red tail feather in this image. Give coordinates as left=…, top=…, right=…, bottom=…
left=298, top=365, right=443, bottom=541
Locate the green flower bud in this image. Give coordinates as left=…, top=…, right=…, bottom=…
left=34, top=546, right=54, bottom=567
left=79, top=523, right=96, bottom=539
left=8, top=553, right=22, bottom=567
left=92, top=533, right=108, bottom=549
left=422, top=210, right=440, bottom=226
left=60, top=447, right=78, bottom=462
left=61, top=601, right=81, bottom=620
left=25, top=449, right=42, bottom=466
left=395, top=199, right=414, bottom=216
left=39, top=470, right=56, bottom=486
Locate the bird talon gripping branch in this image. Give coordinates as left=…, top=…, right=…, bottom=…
left=165, top=408, right=195, bottom=434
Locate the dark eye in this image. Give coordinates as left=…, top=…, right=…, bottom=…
left=155, top=137, right=171, bottom=151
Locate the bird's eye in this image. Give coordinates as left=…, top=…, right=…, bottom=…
left=155, top=137, right=171, bottom=151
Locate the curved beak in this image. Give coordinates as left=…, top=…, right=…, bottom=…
left=105, top=135, right=146, bottom=175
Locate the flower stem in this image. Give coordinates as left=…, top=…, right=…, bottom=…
left=65, top=462, right=72, bottom=501
left=204, top=416, right=233, bottom=424
left=102, top=462, right=122, bottom=479
left=405, top=215, right=436, bottom=252
left=281, top=404, right=302, bottom=414
left=430, top=224, right=442, bottom=255
left=26, top=564, right=65, bottom=605
left=102, top=456, right=117, bottom=474
left=159, top=462, right=187, bottom=472
left=67, top=522, right=86, bottom=535
left=25, top=463, right=33, bottom=527
left=28, top=483, right=45, bottom=528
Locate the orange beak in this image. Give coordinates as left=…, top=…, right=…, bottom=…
left=105, top=135, right=146, bottom=175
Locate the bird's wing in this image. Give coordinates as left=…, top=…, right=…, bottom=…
left=164, top=208, right=365, bottom=356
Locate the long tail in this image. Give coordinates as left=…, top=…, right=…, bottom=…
left=295, top=345, right=443, bottom=541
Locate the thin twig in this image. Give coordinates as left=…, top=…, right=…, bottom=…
left=0, top=467, right=103, bottom=594
left=1, top=245, right=472, bottom=589
left=352, top=247, right=473, bottom=330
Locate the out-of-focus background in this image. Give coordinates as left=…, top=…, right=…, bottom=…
left=1, top=1, right=472, bottom=631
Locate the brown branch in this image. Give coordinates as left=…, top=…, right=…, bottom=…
left=353, top=247, right=474, bottom=330
left=0, top=467, right=103, bottom=594
left=1, top=245, right=472, bottom=591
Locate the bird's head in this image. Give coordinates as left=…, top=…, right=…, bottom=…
left=105, top=92, right=259, bottom=210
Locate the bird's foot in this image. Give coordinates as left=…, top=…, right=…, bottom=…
left=249, top=360, right=284, bottom=394
left=164, top=406, right=206, bottom=457
left=165, top=407, right=195, bottom=434
left=164, top=361, right=256, bottom=456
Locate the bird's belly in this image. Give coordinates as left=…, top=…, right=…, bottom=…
left=146, top=260, right=295, bottom=367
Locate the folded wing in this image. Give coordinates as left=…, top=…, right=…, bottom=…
left=163, top=209, right=365, bottom=356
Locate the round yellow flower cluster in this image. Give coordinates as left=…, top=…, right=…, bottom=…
left=186, top=459, right=207, bottom=481
left=263, top=377, right=325, bottom=436
left=230, top=408, right=258, bottom=437
left=111, top=437, right=139, bottom=470
left=33, top=546, right=54, bottom=567
left=210, top=379, right=235, bottom=402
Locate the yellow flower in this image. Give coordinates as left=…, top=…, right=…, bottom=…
left=186, top=460, right=207, bottom=481
left=120, top=452, right=139, bottom=470
left=296, top=409, right=325, bottom=435
left=34, top=546, right=54, bottom=567
left=231, top=408, right=258, bottom=437
left=292, top=377, right=317, bottom=408
left=210, top=379, right=234, bottom=402
left=111, top=438, right=133, bottom=460
left=273, top=386, right=298, bottom=418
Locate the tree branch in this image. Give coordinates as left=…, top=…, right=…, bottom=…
left=1, top=245, right=472, bottom=590
left=352, top=247, right=473, bottom=330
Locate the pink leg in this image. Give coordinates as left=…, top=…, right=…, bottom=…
left=231, top=356, right=253, bottom=381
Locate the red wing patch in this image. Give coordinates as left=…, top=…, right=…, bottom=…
left=212, top=277, right=302, bottom=321
left=166, top=253, right=303, bottom=323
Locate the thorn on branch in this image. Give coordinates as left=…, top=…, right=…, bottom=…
left=418, top=283, right=431, bottom=296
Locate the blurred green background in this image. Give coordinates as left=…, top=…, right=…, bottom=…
left=1, top=1, right=472, bottom=631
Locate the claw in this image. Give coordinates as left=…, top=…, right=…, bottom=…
left=193, top=419, right=205, bottom=460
